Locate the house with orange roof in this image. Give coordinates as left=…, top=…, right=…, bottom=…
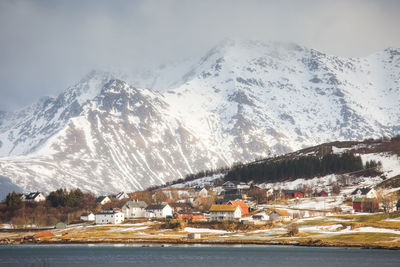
left=209, top=204, right=241, bottom=221
left=227, top=200, right=249, bottom=215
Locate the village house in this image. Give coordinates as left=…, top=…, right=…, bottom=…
left=215, top=195, right=241, bottom=204
left=115, top=192, right=129, bottom=201
left=396, top=200, right=400, bottom=212
left=209, top=204, right=241, bottom=221
left=122, top=200, right=148, bottom=219
left=244, top=212, right=270, bottom=225
left=269, top=209, right=292, bottom=222
left=95, top=209, right=125, bottom=224
left=351, top=188, right=377, bottom=200
left=222, top=181, right=250, bottom=195
left=145, top=204, right=173, bottom=218
left=273, top=189, right=305, bottom=199
left=198, top=188, right=208, bottom=198
left=352, top=198, right=379, bottom=213
left=222, top=181, right=237, bottom=191
left=227, top=200, right=249, bottom=215
left=236, top=182, right=250, bottom=193
left=96, top=196, right=111, bottom=205
left=80, top=212, right=95, bottom=221
left=21, top=192, right=46, bottom=202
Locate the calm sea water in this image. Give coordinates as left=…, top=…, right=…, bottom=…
left=0, top=245, right=399, bottom=267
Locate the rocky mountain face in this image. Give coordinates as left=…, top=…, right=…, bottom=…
left=0, top=40, right=399, bottom=195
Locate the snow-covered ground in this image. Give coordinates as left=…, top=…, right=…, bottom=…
left=361, top=153, right=400, bottom=178
left=183, top=227, right=230, bottom=234
left=170, top=174, right=224, bottom=188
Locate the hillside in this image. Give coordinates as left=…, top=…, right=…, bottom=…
left=0, top=40, right=400, bottom=195
left=170, top=137, right=400, bottom=190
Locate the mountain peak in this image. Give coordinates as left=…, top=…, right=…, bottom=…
left=0, top=40, right=399, bottom=195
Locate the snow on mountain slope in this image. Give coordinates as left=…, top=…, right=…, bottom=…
left=0, top=70, right=115, bottom=157
left=0, top=40, right=399, bottom=195
left=162, top=40, right=400, bottom=162
left=0, top=79, right=227, bottom=194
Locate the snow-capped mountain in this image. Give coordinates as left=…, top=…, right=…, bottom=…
left=0, top=40, right=399, bottom=195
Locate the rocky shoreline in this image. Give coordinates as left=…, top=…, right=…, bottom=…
left=1, top=236, right=399, bottom=250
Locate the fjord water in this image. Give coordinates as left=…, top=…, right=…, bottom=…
left=0, top=245, right=399, bottom=266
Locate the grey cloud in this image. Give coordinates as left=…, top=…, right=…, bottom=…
left=0, top=0, right=399, bottom=110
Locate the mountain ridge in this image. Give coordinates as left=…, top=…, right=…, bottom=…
left=0, top=40, right=399, bottom=195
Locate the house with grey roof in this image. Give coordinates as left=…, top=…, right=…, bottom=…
left=145, top=204, right=173, bottom=218
left=122, top=200, right=148, bottom=218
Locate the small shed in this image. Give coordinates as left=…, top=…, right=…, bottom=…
left=55, top=222, right=67, bottom=229
left=188, top=233, right=201, bottom=239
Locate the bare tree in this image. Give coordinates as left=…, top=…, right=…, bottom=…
left=377, top=190, right=396, bottom=213
left=332, top=182, right=341, bottom=195
left=287, top=223, right=299, bottom=236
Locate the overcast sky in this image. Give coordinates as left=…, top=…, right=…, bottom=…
left=0, top=0, right=399, bottom=111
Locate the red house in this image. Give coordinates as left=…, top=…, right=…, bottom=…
left=353, top=200, right=362, bottom=212
left=318, top=191, right=328, bottom=197
left=228, top=200, right=249, bottom=215
left=293, top=191, right=304, bottom=198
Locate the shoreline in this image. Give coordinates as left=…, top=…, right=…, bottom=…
left=2, top=237, right=399, bottom=250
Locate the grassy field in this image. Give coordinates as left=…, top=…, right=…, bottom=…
left=2, top=214, right=400, bottom=249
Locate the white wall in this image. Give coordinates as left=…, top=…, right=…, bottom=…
left=95, top=212, right=124, bottom=224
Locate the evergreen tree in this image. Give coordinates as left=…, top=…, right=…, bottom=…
left=5, top=191, right=22, bottom=207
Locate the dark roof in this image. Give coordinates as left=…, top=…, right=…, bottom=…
left=396, top=200, right=400, bottom=207
left=123, top=200, right=147, bottom=209
left=215, top=195, right=242, bottom=204
left=80, top=212, right=93, bottom=216
left=116, top=192, right=128, bottom=198
left=351, top=188, right=372, bottom=195
left=273, top=190, right=303, bottom=194
left=25, top=192, right=42, bottom=200
left=96, top=209, right=122, bottom=215
left=146, top=204, right=167, bottom=210
left=96, top=196, right=109, bottom=202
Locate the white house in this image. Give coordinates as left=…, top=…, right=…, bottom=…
left=222, top=181, right=237, bottom=191
left=122, top=200, right=148, bottom=218
left=236, top=182, right=250, bottom=191
left=95, top=209, right=125, bottom=224
left=80, top=212, right=95, bottom=221
left=23, top=192, right=46, bottom=202
left=209, top=204, right=242, bottom=221
left=97, top=196, right=111, bottom=205
left=115, top=192, right=129, bottom=201
left=145, top=204, right=173, bottom=218
left=351, top=188, right=377, bottom=200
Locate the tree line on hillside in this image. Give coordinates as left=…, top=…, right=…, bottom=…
left=1, top=189, right=111, bottom=228
left=150, top=166, right=229, bottom=190
left=224, top=152, right=367, bottom=183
